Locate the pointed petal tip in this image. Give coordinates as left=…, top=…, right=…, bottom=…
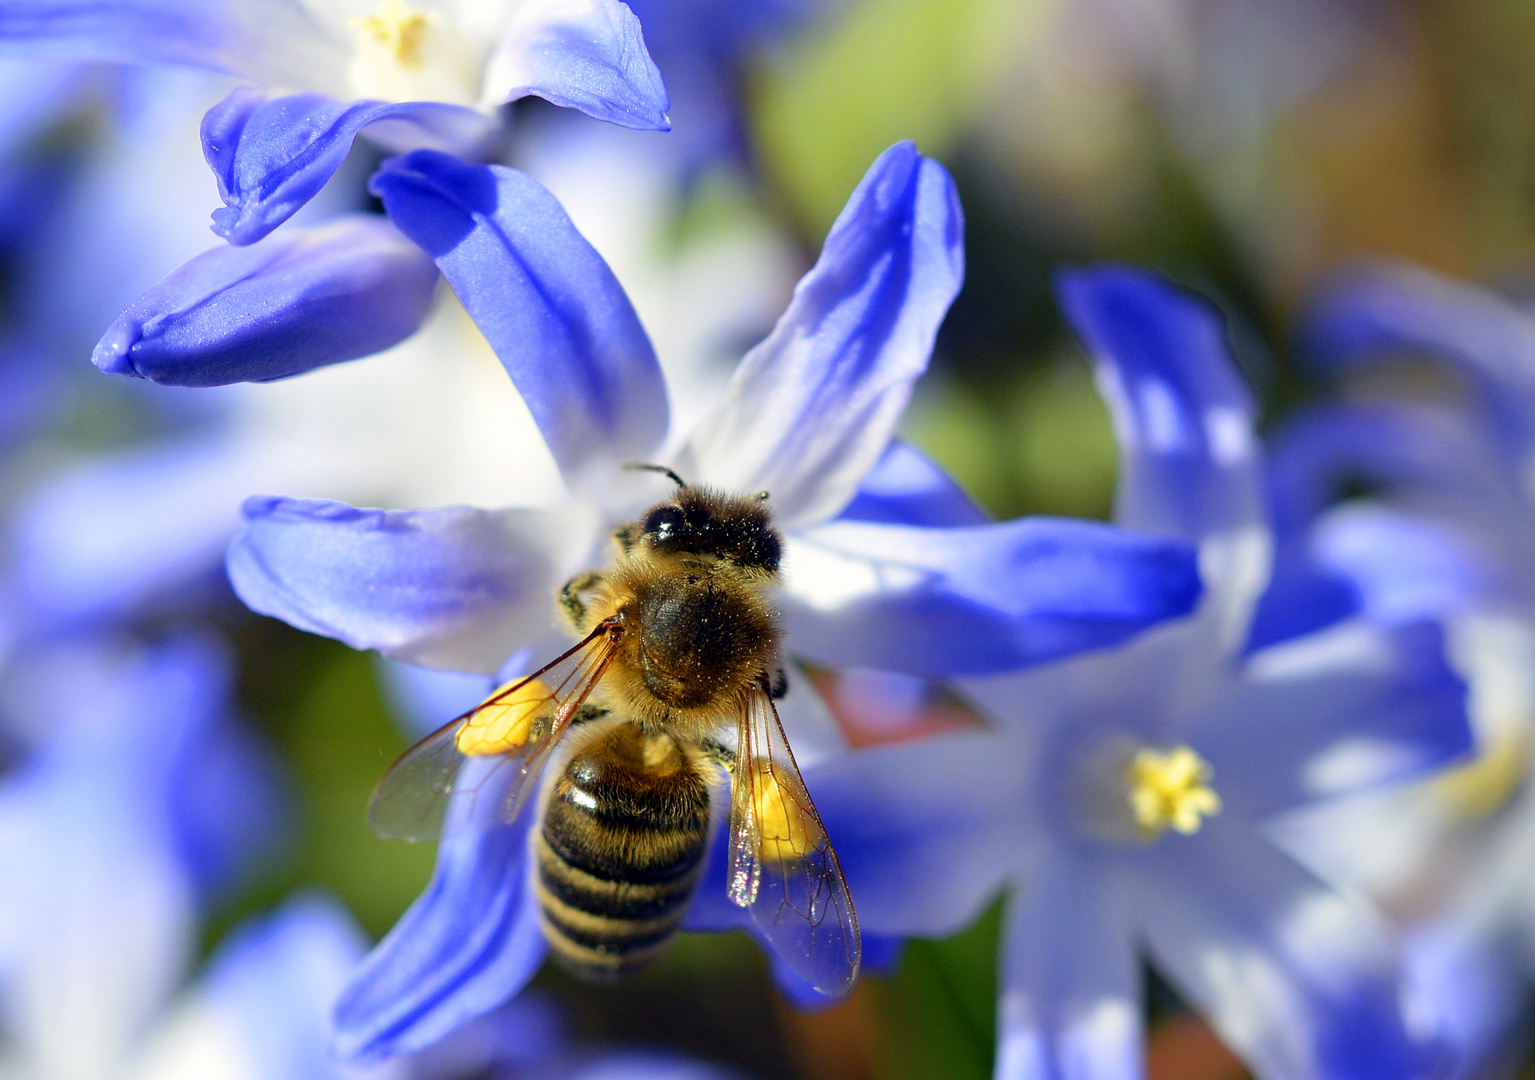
left=90, top=333, right=136, bottom=378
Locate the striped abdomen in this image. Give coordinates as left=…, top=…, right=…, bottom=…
left=535, top=719, right=710, bottom=981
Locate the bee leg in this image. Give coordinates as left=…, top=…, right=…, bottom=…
left=768, top=666, right=790, bottom=700
left=559, top=571, right=605, bottom=631
left=698, top=737, right=738, bottom=775
left=612, top=522, right=640, bottom=555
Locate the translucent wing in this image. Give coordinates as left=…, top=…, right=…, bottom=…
left=728, top=684, right=861, bottom=997
left=367, top=621, right=622, bottom=842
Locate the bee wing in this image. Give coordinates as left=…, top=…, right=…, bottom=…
left=367, top=622, right=622, bottom=842
left=728, top=685, right=861, bottom=998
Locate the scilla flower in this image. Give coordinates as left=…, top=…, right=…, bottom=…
left=1251, top=262, right=1535, bottom=1075
left=223, top=142, right=1205, bottom=1059
left=746, top=267, right=1475, bottom=1079
left=0, top=0, right=669, bottom=247
left=0, top=633, right=285, bottom=1079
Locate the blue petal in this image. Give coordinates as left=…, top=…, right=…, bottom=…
left=837, top=439, right=989, bottom=527
left=0, top=1, right=335, bottom=83
left=1139, top=818, right=1445, bottom=1080
left=227, top=497, right=597, bottom=673
left=14, top=436, right=252, bottom=624
left=482, top=0, right=670, bottom=130
left=94, top=215, right=440, bottom=386
left=1244, top=564, right=1361, bottom=653
left=996, top=859, right=1141, bottom=1080
left=1299, top=260, right=1535, bottom=407
left=0, top=636, right=278, bottom=1065
left=200, top=895, right=369, bottom=1080
left=1406, top=923, right=1526, bottom=1080
left=782, top=517, right=1202, bottom=677
left=1311, top=505, right=1511, bottom=623
left=561, top=1051, right=751, bottom=1080
left=1056, top=266, right=1263, bottom=542
left=686, top=733, right=1017, bottom=940
left=0, top=1, right=240, bottom=70
left=168, top=693, right=289, bottom=900
left=1266, top=402, right=1516, bottom=550
left=1197, top=620, right=1472, bottom=819
left=370, top=150, right=668, bottom=485
left=203, top=89, right=493, bottom=245
left=678, top=141, right=965, bottom=530
left=333, top=768, right=546, bottom=1063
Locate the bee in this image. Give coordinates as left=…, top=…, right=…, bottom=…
left=367, top=465, right=861, bottom=997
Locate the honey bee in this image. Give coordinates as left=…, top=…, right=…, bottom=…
left=367, top=466, right=861, bottom=996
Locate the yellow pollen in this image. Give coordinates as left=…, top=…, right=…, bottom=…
left=1126, top=746, right=1222, bottom=838
left=454, top=679, right=552, bottom=756
left=350, top=0, right=436, bottom=68
left=750, top=763, right=813, bottom=864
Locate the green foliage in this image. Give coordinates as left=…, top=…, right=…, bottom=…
left=752, top=0, right=1043, bottom=235
left=210, top=622, right=434, bottom=947
left=873, top=900, right=1002, bottom=1080
left=902, top=356, right=1117, bottom=522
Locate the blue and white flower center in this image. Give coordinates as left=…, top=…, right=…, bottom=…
left=348, top=0, right=481, bottom=106
left=1125, top=746, right=1221, bottom=838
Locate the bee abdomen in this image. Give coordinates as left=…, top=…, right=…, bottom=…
left=535, top=723, right=710, bottom=982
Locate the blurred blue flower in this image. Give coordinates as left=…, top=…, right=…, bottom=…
left=0, top=0, right=670, bottom=246
left=1251, top=262, right=1535, bottom=1077
left=221, top=142, right=1204, bottom=1061
left=737, top=266, right=1475, bottom=1079
left=0, top=633, right=287, bottom=1078
left=61, top=887, right=727, bottom=1080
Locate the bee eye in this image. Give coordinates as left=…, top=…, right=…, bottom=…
left=642, top=505, right=687, bottom=541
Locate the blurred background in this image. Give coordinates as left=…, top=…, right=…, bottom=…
left=5, top=1, right=1535, bottom=1078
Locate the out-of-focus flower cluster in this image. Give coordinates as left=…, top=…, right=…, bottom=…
left=0, top=2, right=1534, bottom=1080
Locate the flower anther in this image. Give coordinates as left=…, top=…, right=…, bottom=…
left=1126, top=746, right=1222, bottom=838
left=351, top=0, right=437, bottom=68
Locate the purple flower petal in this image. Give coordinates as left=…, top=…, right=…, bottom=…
left=94, top=215, right=439, bottom=386
left=996, top=860, right=1141, bottom=1080
left=686, top=733, right=1016, bottom=940
left=371, top=150, right=668, bottom=487
left=333, top=766, right=546, bottom=1064
left=1300, top=260, right=1535, bottom=402
left=836, top=439, right=989, bottom=528
left=227, top=497, right=598, bottom=673
left=200, top=897, right=370, bottom=1079
left=781, top=517, right=1202, bottom=677
left=1057, top=266, right=1263, bottom=543
left=203, top=89, right=494, bottom=245
left=679, top=141, right=965, bottom=530
left=1139, top=819, right=1441, bottom=1080
left=1266, top=402, right=1517, bottom=549
left=482, top=0, right=670, bottom=130
left=1195, top=620, right=1471, bottom=819
left=0, top=0, right=327, bottom=80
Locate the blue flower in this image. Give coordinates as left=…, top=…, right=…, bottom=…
left=1253, top=261, right=1535, bottom=1076
left=0, top=0, right=670, bottom=245
left=736, top=266, right=1475, bottom=1079
left=221, top=142, right=1204, bottom=1060
left=0, top=633, right=287, bottom=1076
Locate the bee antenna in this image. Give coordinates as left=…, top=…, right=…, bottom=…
left=625, top=462, right=687, bottom=489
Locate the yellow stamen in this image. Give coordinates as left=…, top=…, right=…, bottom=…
left=751, top=763, right=813, bottom=863
left=350, top=0, right=436, bottom=68
left=1428, top=728, right=1530, bottom=820
left=1126, top=746, right=1222, bottom=838
left=455, top=679, right=552, bottom=756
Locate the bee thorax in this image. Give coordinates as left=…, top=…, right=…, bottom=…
left=631, top=573, right=776, bottom=712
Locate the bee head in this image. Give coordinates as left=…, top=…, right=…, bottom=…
left=638, top=487, right=781, bottom=574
